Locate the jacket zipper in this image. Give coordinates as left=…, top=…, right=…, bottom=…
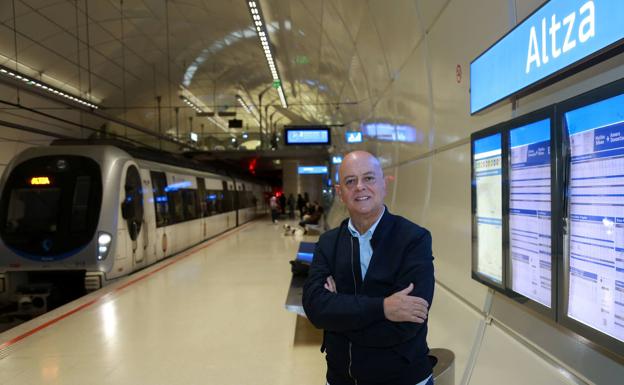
left=348, top=236, right=357, bottom=384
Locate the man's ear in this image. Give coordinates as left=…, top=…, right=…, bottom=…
left=384, top=175, right=395, bottom=185
left=334, top=185, right=342, bottom=200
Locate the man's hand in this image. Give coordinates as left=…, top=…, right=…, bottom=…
left=383, top=283, right=429, bottom=323
left=324, top=276, right=337, bottom=293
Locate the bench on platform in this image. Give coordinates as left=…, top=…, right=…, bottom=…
left=284, top=241, right=315, bottom=317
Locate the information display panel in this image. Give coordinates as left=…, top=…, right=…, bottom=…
left=563, top=91, right=624, bottom=347
left=509, top=118, right=552, bottom=308
left=472, top=132, right=504, bottom=287
left=284, top=126, right=330, bottom=145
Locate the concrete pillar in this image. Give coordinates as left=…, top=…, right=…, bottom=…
left=282, top=159, right=326, bottom=203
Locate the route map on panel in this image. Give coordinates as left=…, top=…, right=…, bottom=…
left=474, top=134, right=503, bottom=284
left=565, top=93, right=624, bottom=342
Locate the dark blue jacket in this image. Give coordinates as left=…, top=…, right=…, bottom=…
left=303, top=209, right=434, bottom=385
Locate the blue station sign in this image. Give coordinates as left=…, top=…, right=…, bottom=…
left=471, top=0, right=624, bottom=114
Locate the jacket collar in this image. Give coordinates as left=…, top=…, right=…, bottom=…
left=370, top=206, right=394, bottom=249
left=339, top=206, right=395, bottom=245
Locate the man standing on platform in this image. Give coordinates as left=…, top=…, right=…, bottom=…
left=303, top=151, right=435, bottom=385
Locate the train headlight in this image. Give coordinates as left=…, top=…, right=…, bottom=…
left=97, top=232, right=112, bottom=260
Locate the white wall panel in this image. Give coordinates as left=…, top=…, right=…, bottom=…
left=513, top=0, right=549, bottom=24
left=414, top=0, right=448, bottom=32
left=469, top=323, right=578, bottom=385
left=426, top=0, right=512, bottom=145
left=427, top=284, right=484, bottom=385
left=368, top=0, right=422, bottom=75
left=427, top=144, right=488, bottom=308
left=392, top=157, right=430, bottom=225
left=383, top=43, right=432, bottom=163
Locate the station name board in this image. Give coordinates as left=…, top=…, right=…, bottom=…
left=471, top=0, right=624, bottom=114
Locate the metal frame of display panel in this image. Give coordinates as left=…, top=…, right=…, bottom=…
left=503, top=107, right=559, bottom=320
left=471, top=123, right=508, bottom=292
left=557, top=78, right=624, bottom=361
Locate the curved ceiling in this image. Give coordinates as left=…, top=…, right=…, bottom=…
left=0, top=0, right=461, bottom=155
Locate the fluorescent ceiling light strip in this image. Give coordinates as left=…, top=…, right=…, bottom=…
left=0, top=64, right=98, bottom=109
left=246, top=0, right=287, bottom=109
left=277, top=85, right=287, bottom=108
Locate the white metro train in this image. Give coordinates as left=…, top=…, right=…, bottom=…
left=0, top=142, right=269, bottom=308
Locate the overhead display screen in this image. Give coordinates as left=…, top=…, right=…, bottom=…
left=509, top=119, right=552, bottom=307
left=564, top=92, right=624, bottom=343
left=284, top=126, right=330, bottom=145
left=346, top=131, right=363, bottom=143
left=298, top=166, right=328, bottom=175
left=473, top=133, right=503, bottom=285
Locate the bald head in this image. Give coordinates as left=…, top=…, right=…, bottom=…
left=336, top=151, right=386, bottom=228
left=339, top=151, right=384, bottom=181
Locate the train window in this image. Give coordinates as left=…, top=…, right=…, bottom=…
left=70, top=176, right=91, bottom=233
left=217, top=191, right=225, bottom=213
left=206, top=190, right=218, bottom=215
left=221, top=181, right=231, bottom=212
left=6, top=188, right=62, bottom=234
left=123, top=166, right=143, bottom=241
left=222, top=190, right=234, bottom=212
left=0, top=155, right=102, bottom=258
left=197, top=178, right=207, bottom=217
left=182, top=189, right=199, bottom=220
left=150, top=171, right=169, bottom=227
left=167, top=190, right=184, bottom=223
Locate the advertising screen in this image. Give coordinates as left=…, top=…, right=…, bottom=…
left=473, top=133, right=503, bottom=284
left=509, top=119, right=552, bottom=307
left=564, top=92, right=624, bottom=343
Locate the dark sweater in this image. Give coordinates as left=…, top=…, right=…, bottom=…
left=303, top=208, right=435, bottom=385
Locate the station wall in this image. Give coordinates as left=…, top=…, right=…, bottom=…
left=328, top=1, right=624, bottom=384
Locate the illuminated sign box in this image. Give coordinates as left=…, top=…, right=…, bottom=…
left=284, top=126, right=330, bottom=145
left=346, top=131, right=363, bottom=143
left=298, top=166, right=328, bottom=174
left=362, top=123, right=418, bottom=143
left=471, top=0, right=624, bottom=114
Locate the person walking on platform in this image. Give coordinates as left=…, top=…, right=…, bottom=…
left=303, top=151, right=435, bottom=385
left=269, top=194, right=279, bottom=223
left=287, top=193, right=296, bottom=219
left=297, top=193, right=306, bottom=219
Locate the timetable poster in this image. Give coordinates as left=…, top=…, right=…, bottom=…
left=509, top=119, right=552, bottom=307
left=474, top=133, right=503, bottom=284
left=565, top=93, right=624, bottom=342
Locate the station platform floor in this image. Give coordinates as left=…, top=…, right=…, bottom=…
left=0, top=218, right=326, bottom=385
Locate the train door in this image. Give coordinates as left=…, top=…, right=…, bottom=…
left=232, top=179, right=240, bottom=226
left=150, top=171, right=168, bottom=261
left=120, top=165, right=144, bottom=268
left=138, top=169, right=154, bottom=265
left=222, top=180, right=232, bottom=228
left=197, top=177, right=207, bottom=240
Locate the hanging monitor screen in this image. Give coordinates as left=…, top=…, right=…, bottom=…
left=284, top=126, right=330, bottom=145
left=298, top=166, right=328, bottom=175
left=509, top=118, right=552, bottom=307
left=564, top=92, right=624, bottom=343
left=473, top=133, right=503, bottom=285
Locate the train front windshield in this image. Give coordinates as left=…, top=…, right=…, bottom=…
left=0, top=156, right=102, bottom=260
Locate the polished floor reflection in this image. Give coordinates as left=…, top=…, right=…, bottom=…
left=0, top=219, right=325, bottom=385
